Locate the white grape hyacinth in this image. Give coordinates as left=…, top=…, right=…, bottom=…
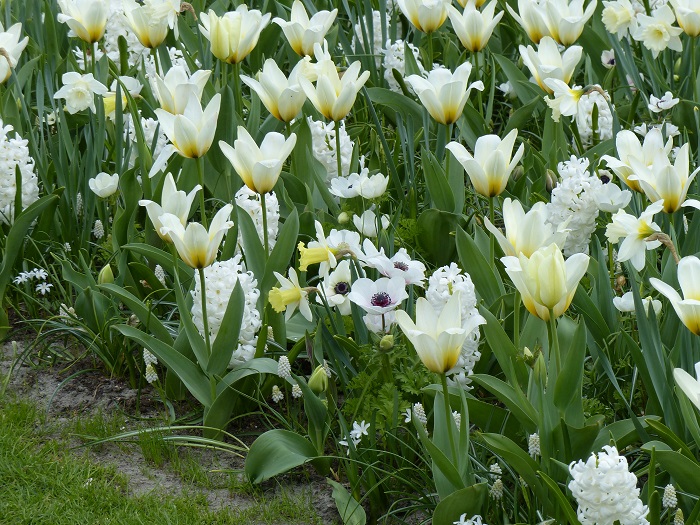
left=190, top=256, right=262, bottom=367
left=568, top=445, right=650, bottom=525
left=0, top=120, right=39, bottom=224
left=234, top=185, right=280, bottom=253
left=426, top=263, right=483, bottom=387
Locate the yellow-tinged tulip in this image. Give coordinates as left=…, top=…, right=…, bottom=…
left=507, top=0, right=551, bottom=43
left=396, top=0, right=450, bottom=33
left=670, top=0, right=700, bottom=36
left=152, top=66, right=211, bottom=115
left=298, top=56, right=370, bottom=121
left=406, top=62, right=484, bottom=125
left=273, top=0, right=337, bottom=57
left=241, top=59, right=307, bottom=122
left=139, top=173, right=201, bottom=242
left=57, top=0, right=109, bottom=44
left=674, top=364, right=700, bottom=410
left=545, top=0, right=597, bottom=45
left=651, top=256, right=700, bottom=335
left=448, top=0, right=504, bottom=53
left=122, top=0, right=170, bottom=49
left=519, top=36, right=582, bottom=93
left=446, top=129, right=524, bottom=198
left=199, top=6, right=271, bottom=64
left=150, top=93, right=222, bottom=177
left=0, top=23, right=28, bottom=83
left=396, top=292, right=486, bottom=374
left=158, top=204, right=234, bottom=269
left=219, top=126, right=297, bottom=194
left=501, top=243, right=589, bottom=321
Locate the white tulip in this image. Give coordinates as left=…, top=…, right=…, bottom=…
left=520, top=36, right=583, bottom=93
left=674, top=364, right=700, bottom=410
left=241, top=59, right=307, bottom=122
left=448, top=0, right=503, bottom=52
left=670, top=0, right=700, bottom=36
left=199, top=6, right=271, bottom=64
left=151, top=66, right=211, bottom=115
left=396, top=0, right=451, bottom=33
left=546, top=0, right=597, bottom=45
left=88, top=172, right=119, bottom=198
left=57, top=0, right=109, bottom=43
left=139, top=172, right=201, bottom=242
left=353, top=210, right=390, bottom=237
left=507, top=0, right=552, bottom=43
left=122, top=0, right=170, bottom=49
left=0, top=23, right=28, bottom=83
left=651, top=256, right=700, bottom=335
left=273, top=0, right=337, bottom=57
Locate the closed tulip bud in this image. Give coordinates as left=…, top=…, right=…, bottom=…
left=309, top=365, right=329, bottom=394
left=338, top=211, right=351, bottom=224
left=379, top=334, right=395, bottom=351
left=97, top=264, right=114, bottom=285
left=534, top=352, right=547, bottom=386
left=546, top=169, right=558, bottom=192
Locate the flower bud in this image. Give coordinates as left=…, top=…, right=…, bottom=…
left=338, top=211, right=351, bottom=224
left=308, top=364, right=328, bottom=394
left=379, top=334, right=394, bottom=351
left=545, top=169, right=558, bottom=192
left=534, top=352, right=547, bottom=386
left=97, top=265, right=114, bottom=285
left=512, top=166, right=524, bottom=181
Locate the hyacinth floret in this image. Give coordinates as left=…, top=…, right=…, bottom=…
left=307, top=117, right=353, bottom=179
left=568, top=445, right=650, bottom=525
left=235, top=186, right=280, bottom=253
left=0, top=119, right=39, bottom=224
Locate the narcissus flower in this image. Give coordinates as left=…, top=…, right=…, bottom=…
left=241, top=59, right=308, bottom=123
left=520, top=37, right=582, bottom=93
left=151, top=66, right=211, bottom=115
left=448, top=0, right=503, bottom=52
left=199, top=6, right=271, bottom=64
left=158, top=204, right=234, bottom=269
left=219, top=126, right=297, bottom=195
left=273, top=0, right=337, bottom=57
left=632, top=5, right=683, bottom=58
left=406, top=63, right=484, bottom=125
left=54, top=72, right=108, bottom=114
left=269, top=268, right=313, bottom=322
left=139, top=172, right=201, bottom=242
left=57, top=0, right=109, bottom=43
left=396, top=0, right=451, bottom=33
left=651, top=256, right=700, bottom=335
left=543, top=79, right=584, bottom=122
left=0, top=23, right=28, bottom=83
left=605, top=200, right=664, bottom=271
left=602, top=0, right=637, bottom=39
left=502, top=243, right=589, bottom=321
left=447, top=129, right=524, bottom=198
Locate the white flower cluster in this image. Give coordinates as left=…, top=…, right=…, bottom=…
left=190, top=256, right=262, bottom=367
left=426, top=263, right=482, bottom=387
left=381, top=39, right=424, bottom=93
left=126, top=114, right=168, bottom=168
left=277, top=355, right=291, bottom=378
left=307, top=117, right=353, bottom=179
left=14, top=267, right=53, bottom=295
left=355, top=10, right=384, bottom=64
left=271, top=385, right=284, bottom=403
left=576, top=88, right=613, bottom=147
left=454, top=515, right=488, bottom=525
left=154, top=264, right=166, bottom=286
left=412, top=402, right=427, bottom=425
left=528, top=433, right=541, bottom=457
left=339, top=420, right=370, bottom=452
left=569, top=445, right=650, bottom=525
left=0, top=120, right=39, bottom=224
left=93, top=219, right=105, bottom=239
left=235, top=185, right=280, bottom=253
left=546, top=156, right=603, bottom=256
left=145, top=46, right=194, bottom=79
left=662, top=484, right=678, bottom=509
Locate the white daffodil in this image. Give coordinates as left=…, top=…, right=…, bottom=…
left=139, top=173, right=201, bottom=242
left=57, top=0, right=109, bottom=43
left=241, top=59, right=308, bottom=122
left=448, top=0, right=503, bottom=52
left=219, top=126, right=297, bottom=195
left=199, top=6, right=271, bottom=64
left=605, top=200, right=664, bottom=271
left=348, top=276, right=408, bottom=315
left=651, top=256, right=700, bottom=335
left=88, top=172, right=119, bottom=198
left=122, top=0, right=170, bottom=49
left=273, top=0, right=337, bottom=57
left=613, top=291, right=662, bottom=316
left=318, top=259, right=353, bottom=315
left=151, top=66, right=211, bottom=115
left=601, top=128, right=673, bottom=193
left=602, top=0, right=638, bottom=39
left=54, top=72, right=108, bottom=114
left=520, top=37, right=583, bottom=93
left=396, top=0, right=451, bottom=33
left=269, top=268, right=313, bottom=321
left=0, top=23, right=28, bottom=83
left=670, top=0, right=700, bottom=36
left=406, top=62, right=484, bottom=125
left=543, top=79, right=584, bottom=122
left=396, top=292, right=486, bottom=374
left=103, top=76, right=142, bottom=119
left=502, top=243, right=589, bottom=321
left=447, top=129, right=524, bottom=198
left=506, top=0, right=551, bottom=43
left=628, top=143, right=700, bottom=213
left=632, top=5, right=683, bottom=58
left=648, top=91, right=680, bottom=113
left=353, top=209, right=390, bottom=237
left=485, top=198, right=568, bottom=257
left=299, top=54, right=370, bottom=121
left=158, top=204, right=234, bottom=269
left=546, top=0, right=597, bottom=45
left=150, top=93, right=222, bottom=177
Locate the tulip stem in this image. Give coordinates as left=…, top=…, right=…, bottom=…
left=196, top=156, right=208, bottom=229
left=151, top=48, right=160, bottom=77
left=489, top=196, right=495, bottom=263
left=198, top=267, right=213, bottom=357
left=260, top=191, right=269, bottom=258
left=335, top=119, right=343, bottom=179
left=427, top=32, right=434, bottom=66
left=547, top=310, right=561, bottom=376
left=692, top=37, right=697, bottom=102
left=513, top=290, right=520, bottom=350
left=233, top=62, right=244, bottom=117
left=440, top=373, right=458, bottom=464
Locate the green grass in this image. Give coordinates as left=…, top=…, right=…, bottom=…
left=0, top=398, right=326, bottom=525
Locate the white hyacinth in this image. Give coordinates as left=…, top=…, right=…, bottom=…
left=145, top=46, right=194, bottom=79
left=126, top=114, right=168, bottom=167
left=568, top=445, right=650, bottom=525
left=277, top=355, right=291, bottom=378
left=426, top=263, right=482, bottom=387
left=291, top=383, right=303, bottom=398
left=413, top=402, right=427, bottom=425
left=662, top=484, right=677, bottom=509
left=307, top=117, right=353, bottom=179
left=93, top=219, right=105, bottom=239
left=576, top=87, right=613, bottom=148
left=355, top=10, right=384, bottom=64
left=381, top=39, right=424, bottom=93
left=235, top=185, right=280, bottom=253
left=154, top=264, right=166, bottom=286
left=0, top=120, right=39, bottom=224
left=145, top=363, right=158, bottom=383
left=674, top=509, right=684, bottom=525
left=528, top=433, right=541, bottom=457
left=490, top=478, right=504, bottom=500
left=546, top=156, right=603, bottom=256
left=271, top=385, right=284, bottom=403
left=143, top=348, right=158, bottom=366
left=490, top=463, right=503, bottom=479
left=190, top=256, right=262, bottom=367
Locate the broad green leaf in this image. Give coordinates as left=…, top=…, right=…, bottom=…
left=423, top=148, right=456, bottom=213
left=327, top=479, right=367, bottom=525
left=456, top=226, right=504, bottom=307
left=538, top=471, right=582, bottom=525
left=245, top=429, right=321, bottom=483
left=432, top=484, right=487, bottom=525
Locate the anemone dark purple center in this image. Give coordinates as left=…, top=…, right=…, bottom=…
left=371, top=291, right=392, bottom=307
left=393, top=261, right=409, bottom=271
left=334, top=282, right=350, bottom=295
left=600, top=174, right=610, bottom=184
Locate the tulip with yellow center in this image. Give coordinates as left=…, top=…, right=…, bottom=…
left=158, top=204, right=234, bottom=269
left=507, top=0, right=552, bottom=43
left=501, top=243, right=589, bottom=321
left=670, top=0, right=700, bottom=36
left=273, top=0, right=337, bottom=57
left=406, top=62, right=484, bottom=125
left=150, top=93, right=222, bottom=177
left=151, top=66, right=211, bottom=115
left=446, top=129, right=525, bottom=198
left=0, top=23, right=28, bottom=84
left=122, top=0, right=170, bottom=49
left=674, top=363, right=700, bottom=410
left=651, top=256, right=700, bottom=335
left=396, top=0, right=451, bottom=33
left=298, top=56, right=370, bottom=122
left=57, top=0, right=109, bottom=44
left=520, top=37, right=583, bottom=93
left=241, top=59, right=308, bottom=122
left=199, top=6, right=271, bottom=64
left=448, top=0, right=504, bottom=52
left=545, top=0, right=598, bottom=45
left=139, top=173, right=201, bottom=242
left=219, top=127, right=297, bottom=195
